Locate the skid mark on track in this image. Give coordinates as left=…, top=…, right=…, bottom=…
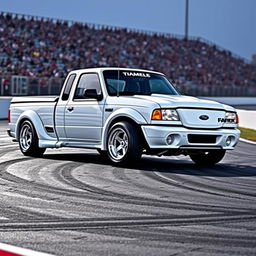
left=0, top=126, right=256, bottom=255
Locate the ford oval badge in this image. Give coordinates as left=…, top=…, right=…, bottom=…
left=199, top=115, right=209, bottom=120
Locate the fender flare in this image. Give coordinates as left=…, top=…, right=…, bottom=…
left=15, top=110, right=56, bottom=143
left=101, top=108, right=148, bottom=150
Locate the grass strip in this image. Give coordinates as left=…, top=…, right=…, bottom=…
left=239, top=127, right=256, bottom=141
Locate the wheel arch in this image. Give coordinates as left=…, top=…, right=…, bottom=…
left=101, top=109, right=148, bottom=151
left=16, top=110, right=53, bottom=143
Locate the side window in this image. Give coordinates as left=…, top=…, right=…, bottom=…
left=62, top=74, right=76, bottom=101
left=74, top=73, right=101, bottom=99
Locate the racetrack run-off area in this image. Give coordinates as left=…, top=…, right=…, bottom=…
left=0, top=120, right=256, bottom=256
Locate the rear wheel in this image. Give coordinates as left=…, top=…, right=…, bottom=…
left=189, top=150, right=226, bottom=166
left=19, top=120, right=46, bottom=157
left=107, top=121, right=142, bottom=165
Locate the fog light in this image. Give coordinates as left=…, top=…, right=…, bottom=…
left=226, top=136, right=232, bottom=146
left=166, top=134, right=174, bottom=145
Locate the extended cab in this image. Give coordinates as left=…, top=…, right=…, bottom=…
left=8, top=68, right=240, bottom=165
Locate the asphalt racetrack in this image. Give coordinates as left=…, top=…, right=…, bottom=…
left=0, top=120, right=255, bottom=256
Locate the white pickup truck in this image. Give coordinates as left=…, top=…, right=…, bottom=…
left=8, top=68, right=240, bottom=165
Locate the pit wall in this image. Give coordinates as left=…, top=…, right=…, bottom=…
left=0, top=97, right=11, bottom=119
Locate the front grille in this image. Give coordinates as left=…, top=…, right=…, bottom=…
left=188, top=134, right=216, bottom=144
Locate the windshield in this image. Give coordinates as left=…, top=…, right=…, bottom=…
left=103, top=70, right=179, bottom=96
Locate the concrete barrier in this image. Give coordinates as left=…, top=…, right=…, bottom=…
left=0, top=97, right=11, bottom=119
left=237, top=109, right=256, bottom=130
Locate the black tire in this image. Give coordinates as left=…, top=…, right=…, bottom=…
left=189, top=150, right=226, bottom=166
left=106, top=121, right=142, bottom=165
left=18, top=120, right=46, bottom=157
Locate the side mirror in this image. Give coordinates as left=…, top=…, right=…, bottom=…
left=83, top=89, right=103, bottom=101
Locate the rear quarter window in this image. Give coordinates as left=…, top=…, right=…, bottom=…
left=62, top=74, right=76, bottom=101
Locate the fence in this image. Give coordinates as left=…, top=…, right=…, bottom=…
left=176, top=84, right=256, bottom=97
left=0, top=76, right=64, bottom=96
left=0, top=75, right=256, bottom=97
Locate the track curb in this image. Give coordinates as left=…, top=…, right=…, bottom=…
left=0, top=243, right=54, bottom=256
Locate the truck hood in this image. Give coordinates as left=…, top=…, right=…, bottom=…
left=106, top=94, right=236, bottom=128
left=107, top=94, right=235, bottom=112
left=132, top=94, right=235, bottom=112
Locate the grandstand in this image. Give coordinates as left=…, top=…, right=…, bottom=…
left=0, top=11, right=256, bottom=96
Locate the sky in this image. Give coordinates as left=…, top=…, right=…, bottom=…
left=1, top=0, right=255, bottom=61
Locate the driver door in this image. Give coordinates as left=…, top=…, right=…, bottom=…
left=64, top=73, right=104, bottom=145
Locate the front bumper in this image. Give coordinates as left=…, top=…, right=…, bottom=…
left=141, top=125, right=240, bottom=150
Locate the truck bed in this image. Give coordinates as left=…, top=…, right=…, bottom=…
left=11, top=96, right=59, bottom=104
left=10, top=96, right=59, bottom=140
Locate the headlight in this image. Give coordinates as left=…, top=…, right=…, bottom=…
left=152, top=109, right=180, bottom=121
left=225, top=112, right=238, bottom=123
left=162, top=109, right=180, bottom=121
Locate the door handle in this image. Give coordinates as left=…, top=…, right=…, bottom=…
left=67, top=106, right=74, bottom=112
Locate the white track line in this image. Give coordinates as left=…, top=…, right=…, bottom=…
left=0, top=243, right=55, bottom=256
left=239, top=138, right=256, bottom=145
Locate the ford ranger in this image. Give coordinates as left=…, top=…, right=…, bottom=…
left=7, top=68, right=240, bottom=165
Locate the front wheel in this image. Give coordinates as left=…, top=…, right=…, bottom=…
left=107, top=121, right=142, bottom=165
left=189, top=150, right=226, bottom=166
left=19, top=120, right=46, bottom=157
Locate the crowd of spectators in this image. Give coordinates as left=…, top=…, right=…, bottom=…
left=0, top=12, right=256, bottom=88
